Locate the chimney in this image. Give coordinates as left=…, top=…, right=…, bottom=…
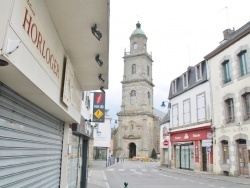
left=223, top=28, right=235, bottom=40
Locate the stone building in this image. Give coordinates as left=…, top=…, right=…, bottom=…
left=113, top=22, right=160, bottom=158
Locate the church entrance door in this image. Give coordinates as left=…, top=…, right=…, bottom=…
left=129, top=143, right=136, bottom=158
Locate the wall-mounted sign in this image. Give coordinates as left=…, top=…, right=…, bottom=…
left=92, top=92, right=105, bottom=122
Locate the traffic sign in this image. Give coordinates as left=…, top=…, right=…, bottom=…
left=206, top=146, right=211, bottom=153
left=163, top=140, right=169, bottom=146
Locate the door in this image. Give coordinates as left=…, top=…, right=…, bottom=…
left=0, top=83, right=64, bottom=187
left=129, top=143, right=136, bottom=158
left=202, top=147, right=207, bottom=171
left=238, top=140, right=249, bottom=175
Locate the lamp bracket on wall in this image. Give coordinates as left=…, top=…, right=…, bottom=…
left=6, top=39, right=21, bottom=55
left=100, top=86, right=105, bottom=93
left=98, top=74, right=105, bottom=83
left=95, top=54, right=103, bottom=67
left=91, top=24, right=102, bottom=41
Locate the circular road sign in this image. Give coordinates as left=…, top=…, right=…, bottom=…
left=206, top=146, right=211, bottom=153
left=163, top=140, right=169, bottom=146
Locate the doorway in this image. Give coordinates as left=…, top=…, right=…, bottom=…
left=202, top=147, right=207, bottom=171
left=238, top=139, right=249, bottom=175
left=129, top=143, right=136, bottom=158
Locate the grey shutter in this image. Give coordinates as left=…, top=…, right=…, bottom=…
left=0, top=83, right=64, bottom=188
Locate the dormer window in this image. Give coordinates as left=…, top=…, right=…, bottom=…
left=183, top=72, right=188, bottom=88
left=196, top=63, right=202, bottom=81
left=172, top=79, right=177, bottom=94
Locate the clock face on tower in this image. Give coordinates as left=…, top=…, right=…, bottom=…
left=62, top=58, right=74, bottom=106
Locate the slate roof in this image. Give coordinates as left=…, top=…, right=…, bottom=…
left=168, top=60, right=207, bottom=99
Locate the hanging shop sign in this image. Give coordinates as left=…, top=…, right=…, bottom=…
left=92, top=92, right=105, bottom=122
left=72, top=116, right=92, bottom=138
left=171, top=127, right=212, bottom=142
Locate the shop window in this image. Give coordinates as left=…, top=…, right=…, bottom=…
left=132, top=64, right=136, bottom=74
left=222, top=60, right=231, bottom=84
left=222, top=140, right=229, bottom=164
left=242, top=93, right=250, bottom=120
left=238, top=50, right=250, bottom=76
left=225, top=98, right=235, bottom=123
left=130, top=90, right=136, bottom=105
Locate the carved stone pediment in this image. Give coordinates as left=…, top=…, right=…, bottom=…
left=123, top=134, right=141, bottom=139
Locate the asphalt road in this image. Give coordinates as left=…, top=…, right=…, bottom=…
left=104, top=161, right=250, bottom=188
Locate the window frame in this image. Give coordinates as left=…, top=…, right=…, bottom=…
left=130, top=90, right=136, bottom=105
left=147, top=91, right=150, bottom=105
left=147, top=66, right=149, bottom=76
left=172, top=104, right=179, bottom=127
left=225, top=98, right=235, bottom=123
left=132, top=64, right=136, bottom=74
left=222, top=60, right=231, bottom=84
left=222, top=140, right=229, bottom=164
left=183, top=72, right=188, bottom=88
left=195, top=63, right=202, bottom=81
left=183, top=99, right=191, bottom=125
left=196, top=93, right=206, bottom=122
left=238, top=50, right=249, bottom=76
left=172, top=79, right=177, bottom=94
left=242, top=93, right=250, bottom=121
left=134, top=42, right=137, bottom=50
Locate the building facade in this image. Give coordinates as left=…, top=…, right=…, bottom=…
left=160, top=113, right=170, bottom=167
left=0, top=1, right=109, bottom=187
left=168, top=61, right=213, bottom=172
left=205, top=22, right=250, bottom=176
left=114, top=22, right=158, bottom=158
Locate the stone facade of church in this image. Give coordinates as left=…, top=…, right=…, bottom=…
left=113, top=22, right=160, bottom=158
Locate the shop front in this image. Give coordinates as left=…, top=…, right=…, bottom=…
left=170, top=125, right=213, bottom=172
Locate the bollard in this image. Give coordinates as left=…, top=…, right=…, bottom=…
left=124, top=182, right=128, bottom=188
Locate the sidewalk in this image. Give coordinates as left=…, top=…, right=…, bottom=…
left=159, top=165, right=250, bottom=185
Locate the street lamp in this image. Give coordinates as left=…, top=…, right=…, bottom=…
left=161, top=100, right=171, bottom=109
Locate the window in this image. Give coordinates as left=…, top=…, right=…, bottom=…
left=183, top=72, right=188, bottom=88
left=132, top=64, right=136, bottom=74
left=238, top=50, right=250, bottom=76
left=172, top=79, right=177, bottom=94
left=172, top=104, right=178, bottom=127
left=225, top=98, right=235, bottom=123
left=134, top=42, right=137, bottom=50
left=222, top=140, right=229, bottom=164
left=196, top=63, right=202, bottom=81
left=183, top=99, right=190, bottom=125
left=222, top=60, right=231, bottom=83
left=147, top=92, right=150, bottom=105
left=130, top=90, right=136, bottom=104
left=197, top=93, right=206, bottom=122
left=147, top=66, right=149, bottom=76
left=243, top=93, right=250, bottom=120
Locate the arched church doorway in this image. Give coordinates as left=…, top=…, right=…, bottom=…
left=129, top=143, right=136, bottom=158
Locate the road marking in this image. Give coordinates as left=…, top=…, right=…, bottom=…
left=208, top=185, right=215, bottom=187
left=107, top=169, right=114, bottom=171
left=105, top=182, right=110, bottom=188
left=141, top=169, right=147, bottom=171
left=103, top=172, right=107, bottom=181
left=198, top=182, right=204, bottom=184
left=118, top=169, right=124, bottom=171
left=130, top=169, right=136, bottom=171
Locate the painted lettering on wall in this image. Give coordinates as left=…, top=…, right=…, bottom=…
left=22, top=7, right=59, bottom=79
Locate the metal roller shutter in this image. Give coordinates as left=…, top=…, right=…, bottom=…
left=0, top=83, right=64, bottom=188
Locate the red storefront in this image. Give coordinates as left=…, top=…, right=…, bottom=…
left=170, top=125, right=213, bottom=172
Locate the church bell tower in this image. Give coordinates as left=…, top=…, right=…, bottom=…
left=115, top=22, right=155, bottom=158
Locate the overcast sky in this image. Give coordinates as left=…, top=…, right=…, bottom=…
left=105, top=0, right=250, bottom=125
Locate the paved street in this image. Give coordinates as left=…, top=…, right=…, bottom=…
left=88, top=160, right=250, bottom=188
